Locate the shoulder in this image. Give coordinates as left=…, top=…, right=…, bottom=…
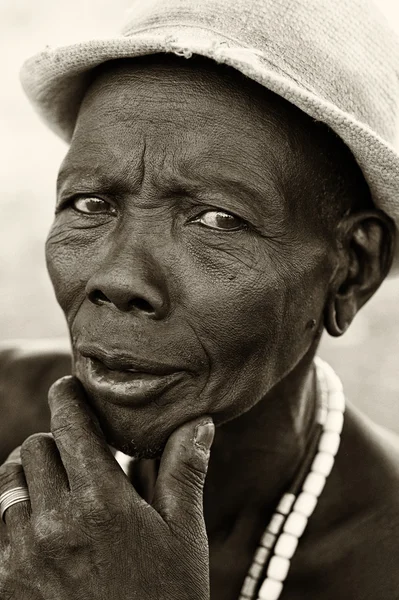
left=294, top=404, right=399, bottom=599
left=328, top=403, right=399, bottom=517
left=0, top=338, right=72, bottom=383
left=0, top=339, right=71, bottom=462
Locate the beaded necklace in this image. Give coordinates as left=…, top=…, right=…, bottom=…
left=239, top=357, right=345, bottom=600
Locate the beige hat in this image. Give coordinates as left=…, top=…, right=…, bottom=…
left=20, top=0, right=399, bottom=273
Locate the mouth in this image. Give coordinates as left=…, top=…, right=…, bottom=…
left=75, top=345, right=186, bottom=406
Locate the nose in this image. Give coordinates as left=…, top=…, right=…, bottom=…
left=85, top=247, right=170, bottom=319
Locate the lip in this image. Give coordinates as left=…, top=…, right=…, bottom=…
left=75, top=345, right=186, bottom=406
left=78, top=344, right=183, bottom=375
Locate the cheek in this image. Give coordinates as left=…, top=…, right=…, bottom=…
left=45, top=221, right=98, bottom=320
left=183, top=238, right=328, bottom=404
left=184, top=235, right=309, bottom=352
left=260, top=244, right=329, bottom=375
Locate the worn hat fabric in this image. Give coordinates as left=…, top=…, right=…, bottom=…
left=20, top=0, right=399, bottom=272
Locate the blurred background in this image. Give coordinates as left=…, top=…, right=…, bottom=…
left=1, top=0, right=398, bottom=431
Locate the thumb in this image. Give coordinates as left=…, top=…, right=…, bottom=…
left=152, top=417, right=215, bottom=526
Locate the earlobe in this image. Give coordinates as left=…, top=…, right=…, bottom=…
left=324, top=295, right=356, bottom=337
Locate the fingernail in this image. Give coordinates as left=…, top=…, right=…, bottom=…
left=194, top=421, right=215, bottom=451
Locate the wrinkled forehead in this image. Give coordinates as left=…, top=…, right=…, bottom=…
left=80, top=53, right=297, bottom=117
left=73, top=54, right=301, bottom=156
left=70, top=54, right=354, bottom=179
left=63, top=55, right=303, bottom=204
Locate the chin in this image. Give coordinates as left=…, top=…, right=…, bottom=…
left=95, top=410, right=168, bottom=459
left=80, top=388, right=178, bottom=459
left=105, top=428, right=166, bottom=460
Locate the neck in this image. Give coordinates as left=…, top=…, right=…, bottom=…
left=204, top=350, right=318, bottom=543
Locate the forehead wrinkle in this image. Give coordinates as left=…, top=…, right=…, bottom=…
left=88, top=65, right=233, bottom=104
left=81, top=74, right=225, bottom=136
left=68, top=62, right=299, bottom=220
left=82, top=60, right=290, bottom=140
left=57, top=138, right=147, bottom=200
left=77, top=96, right=283, bottom=199
left=60, top=109, right=157, bottom=198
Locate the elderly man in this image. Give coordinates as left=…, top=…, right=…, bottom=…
left=1, top=0, right=399, bottom=599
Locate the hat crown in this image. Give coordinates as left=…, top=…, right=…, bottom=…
left=121, top=0, right=399, bottom=145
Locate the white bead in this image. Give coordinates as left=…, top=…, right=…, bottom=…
left=261, top=531, right=276, bottom=549
left=325, top=410, right=344, bottom=434
left=316, top=404, right=328, bottom=425
left=267, top=556, right=290, bottom=582
left=319, top=431, right=341, bottom=456
left=315, top=358, right=343, bottom=392
left=274, top=533, right=299, bottom=559
left=326, top=369, right=344, bottom=393
left=242, top=576, right=257, bottom=597
left=276, top=493, right=296, bottom=515
left=303, top=472, right=326, bottom=497
left=311, top=451, right=335, bottom=476
left=268, top=513, right=285, bottom=535
left=328, top=391, right=345, bottom=412
left=258, top=578, right=284, bottom=600
left=283, top=511, right=308, bottom=537
left=294, top=492, right=318, bottom=517
left=249, top=562, right=264, bottom=579
left=254, top=546, right=271, bottom=565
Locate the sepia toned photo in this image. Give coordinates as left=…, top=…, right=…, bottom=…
left=1, top=0, right=398, bottom=598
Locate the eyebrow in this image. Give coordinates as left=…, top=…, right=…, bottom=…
left=57, top=167, right=124, bottom=196
left=157, top=168, right=286, bottom=222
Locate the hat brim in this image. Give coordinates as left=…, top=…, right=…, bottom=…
left=20, top=28, right=399, bottom=274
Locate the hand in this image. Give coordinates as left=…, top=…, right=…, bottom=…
left=0, top=376, right=215, bottom=600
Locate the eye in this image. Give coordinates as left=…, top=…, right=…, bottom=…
left=193, top=210, right=247, bottom=231
left=72, top=196, right=117, bottom=215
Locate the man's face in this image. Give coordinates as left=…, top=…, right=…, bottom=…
left=47, top=57, right=334, bottom=457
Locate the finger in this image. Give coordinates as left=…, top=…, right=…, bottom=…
left=0, top=446, right=22, bottom=537
left=21, top=433, right=69, bottom=514
left=0, top=453, right=31, bottom=536
left=152, top=417, right=214, bottom=526
left=5, top=447, right=22, bottom=465
left=49, top=376, right=128, bottom=495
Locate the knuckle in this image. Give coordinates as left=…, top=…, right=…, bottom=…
left=21, top=433, right=52, bottom=459
left=0, top=462, right=25, bottom=489
left=51, top=408, right=87, bottom=444
left=168, top=468, right=204, bottom=506
left=4, top=447, right=22, bottom=465
left=32, top=512, right=64, bottom=548
left=180, top=456, right=207, bottom=487
left=32, top=512, right=84, bottom=557
left=51, top=417, right=75, bottom=439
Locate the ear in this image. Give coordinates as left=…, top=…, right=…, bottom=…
left=324, top=210, right=395, bottom=337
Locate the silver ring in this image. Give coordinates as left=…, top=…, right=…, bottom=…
left=0, top=487, right=30, bottom=522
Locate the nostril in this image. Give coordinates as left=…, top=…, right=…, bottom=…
left=87, top=289, right=156, bottom=313
left=88, top=290, right=110, bottom=306
left=129, top=297, right=154, bottom=313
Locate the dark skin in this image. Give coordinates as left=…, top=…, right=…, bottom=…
left=0, top=55, right=398, bottom=600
